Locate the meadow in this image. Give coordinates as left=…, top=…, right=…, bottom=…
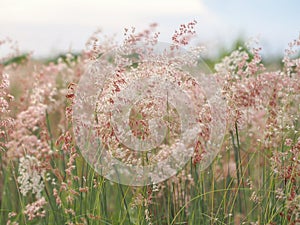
left=0, top=22, right=299, bottom=225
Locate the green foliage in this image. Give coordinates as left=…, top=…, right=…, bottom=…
left=2, top=54, right=29, bottom=66
left=44, top=53, right=80, bottom=65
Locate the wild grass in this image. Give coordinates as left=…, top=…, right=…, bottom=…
left=0, top=24, right=299, bottom=224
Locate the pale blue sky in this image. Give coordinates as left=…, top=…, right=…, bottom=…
left=202, top=0, right=300, bottom=55
left=0, top=0, right=299, bottom=57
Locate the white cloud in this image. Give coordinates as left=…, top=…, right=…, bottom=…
left=0, top=0, right=218, bottom=26
left=0, top=0, right=221, bottom=56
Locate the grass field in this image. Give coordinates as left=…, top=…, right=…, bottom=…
left=0, top=23, right=299, bottom=225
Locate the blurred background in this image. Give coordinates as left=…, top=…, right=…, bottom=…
left=1, top=0, right=299, bottom=58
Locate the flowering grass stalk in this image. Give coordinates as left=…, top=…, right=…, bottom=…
left=0, top=24, right=300, bottom=224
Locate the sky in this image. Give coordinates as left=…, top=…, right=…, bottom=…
left=0, top=0, right=299, bottom=58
